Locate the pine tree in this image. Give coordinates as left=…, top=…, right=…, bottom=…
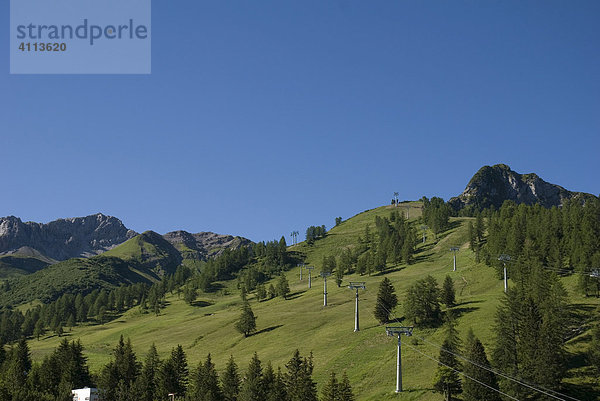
left=589, top=317, right=600, bottom=378
left=268, top=284, right=277, bottom=299
left=136, top=343, right=161, bottom=401
left=432, top=333, right=462, bottom=400
left=256, top=284, right=267, bottom=301
left=321, top=371, right=338, bottom=401
left=221, top=355, right=241, bottom=401
left=235, top=301, right=257, bottom=337
left=7, top=338, right=32, bottom=389
left=284, top=350, right=317, bottom=401
left=337, top=371, right=355, bottom=401
left=441, top=275, right=456, bottom=307
left=374, top=277, right=398, bottom=324
left=404, top=275, right=442, bottom=327
left=189, top=354, right=222, bottom=401
left=266, top=367, right=287, bottom=401
left=468, top=221, right=476, bottom=251
left=335, top=263, right=344, bottom=287
left=475, top=212, right=484, bottom=244
left=239, top=352, right=263, bottom=401
left=462, top=329, right=501, bottom=401
left=277, top=273, right=290, bottom=299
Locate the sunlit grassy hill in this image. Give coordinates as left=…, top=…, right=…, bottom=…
left=28, top=202, right=600, bottom=400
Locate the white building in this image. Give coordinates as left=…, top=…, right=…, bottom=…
left=71, top=387, right=100, bottom=401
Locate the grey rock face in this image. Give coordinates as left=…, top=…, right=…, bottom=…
left=163, top=230, right=252, bottom=260
left=0, top=213, right=137, bottom=260
left=448, top=164, right=596, bottom=210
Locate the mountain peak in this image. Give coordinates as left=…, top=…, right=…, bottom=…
left=448, top=164, right=596, bottom=210
left=0, top=214, right=138, bottom=260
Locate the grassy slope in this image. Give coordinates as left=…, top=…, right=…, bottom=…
left=28, top=203, right=600, bottom=400
left=102, top=231, right=181, bottom=273
left=0, top=254, right=50, bottom=278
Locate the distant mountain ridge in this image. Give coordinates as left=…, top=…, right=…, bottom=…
left=0, top=213, right=137, bottom=260
left=448, top=164, right=597, bottom=211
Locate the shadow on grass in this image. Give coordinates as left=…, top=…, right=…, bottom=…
left=251, top=325, right=283, bottom=337
left=449, top=306, right=480, bottom=319
left=562, top=381, right=600, bottom=401
left=373, top=266, right=406, bottom=276
left=453, top=299, right=483, bottom=308
left=203, top=282, right=225, bottom=293
left=567, top=351, right=592, bottom=370
left=191, top=300, right=214, bottom=307
left=285, top=290, right=306, bottom=300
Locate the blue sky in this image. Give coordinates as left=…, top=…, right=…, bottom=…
left=1, top=1, right=599, bottom=242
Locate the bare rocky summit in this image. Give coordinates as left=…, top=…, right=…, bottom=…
left=0, top=213, right=138, bottom=261
left=163, top=230, right=252, bottom=260
left=448, top=164, right=597, bottom=211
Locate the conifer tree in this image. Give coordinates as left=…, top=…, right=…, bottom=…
left=432, top=330, right=462, bottom=401
left=442, top=275, right=456, bottom=307
left=189, top=353, right=222, bottom=401
left=235, top=301, right=257, bottom=337
left=462, top=329, right=501, bottom=401
left=404, top=275, right=442, bottom=327
left=374, top=277, right=398, bottom=324
left=239, top=352, right=263, bottom=401
left=268, top=284, right=277, bottom=299
left=266, top=367, right=287, bottom=401
left=321, top=371, right=338, bottom=401
left=277, top=273, right=290, bottom=299
left=337, top=371, right=355, bottom=401
left=221, top=355, right=240, bottom=401
left=136, top=343, right=161, bottom=401
left=285, top=350, right=317, bottom=401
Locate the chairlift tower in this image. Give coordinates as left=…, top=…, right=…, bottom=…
left=347, top=282, right=366, bottom=331
left=320, top=271, right=331, bottom=306
left=450, top=247, right=459, bottom=271
left=498, top=254, right=511, bottom=293
left=299, top=263, right=305, bottom=281
left=306, top=266, right=314, bottom=289
left=393, top=192, right=399, bottom=207
left=420, top=225, right=428, bottom=243
left=385, top=326, right=414, bottom=393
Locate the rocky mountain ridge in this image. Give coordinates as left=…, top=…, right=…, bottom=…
left=0, top=213, right=137, bottom=261
left=448, top=164, right=597, bottom=210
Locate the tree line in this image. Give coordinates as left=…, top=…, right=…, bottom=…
left=0, top=265, right=195, bottom=345
left=479, top=198, right=600, bottom=296
left=0, top=334, right=355, bottom=401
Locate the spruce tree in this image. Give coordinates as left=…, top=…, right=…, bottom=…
left=266, top=367, right=287, bottom=401
left=221, top=355, right=240, bottom=401
left=320, top=371, right=338, bottom=401
left=268, top=284, right=277, bottom=299
left=404, top=275, right=442, bottom=327
left=235, top=301, right=257, bottom=337
left=462, top=329, right=501, bottom=401
left=337, top=371, right=355, bottom=401
left=277, top=273, right=290, bottom=299
left=284, top=350, right=317, bottom=401
left=374, top=277, right=398, bottom=324
left=432, top=338, right=462, bottom=400
left=442, top=275, right=456, bottom=307
left=189, top=353, right=222, bottom=401
left=136, top=343, right=161, bottom=401
left=239, top=352, right=263, bottom=401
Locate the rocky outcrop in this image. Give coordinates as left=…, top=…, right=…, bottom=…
left=163, top=230, right=252, bottom=260
left=0, top=213, right=137, bottom=261
left=448, top=164, right=596, bottom=211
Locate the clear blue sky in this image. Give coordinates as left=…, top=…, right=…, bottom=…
left=1, top=1, right=599, bottom=242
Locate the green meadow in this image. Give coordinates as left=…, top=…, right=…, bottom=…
left=28, top=203, right=600, bottom=400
